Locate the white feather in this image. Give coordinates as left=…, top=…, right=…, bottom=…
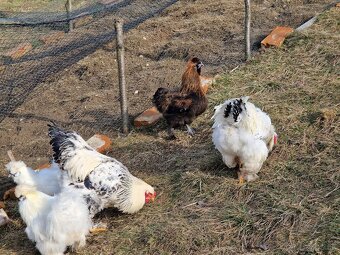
left=59, top=132, right=111, bottom=181
left=212, top=97, right=276, bottom=181
left=16, top=185, right=92, bottom=255
left=118, top=175, right=155, bottom=214
left=51, top=127, right=155, bottom=215
left=6, top=161, right=61, bottom=195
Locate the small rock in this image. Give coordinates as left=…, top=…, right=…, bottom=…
left=134, top=90, right=139, bottom=95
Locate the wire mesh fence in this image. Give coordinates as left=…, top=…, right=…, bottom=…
left=0, top=0, right=180, bottom=133
left=0, top=0, right=332, bottom=139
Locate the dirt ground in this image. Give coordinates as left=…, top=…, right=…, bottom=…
left=0, top=0, right=332, bottom=162
left=0, top=0, right=338, bottom=254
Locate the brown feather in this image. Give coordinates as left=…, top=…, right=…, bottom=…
left=180, top=58, right=204, bottom=97
left=152, top=57, right=208, bottom=136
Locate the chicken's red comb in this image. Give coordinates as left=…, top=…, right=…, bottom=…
left=274, top=133, right=278, bottom=145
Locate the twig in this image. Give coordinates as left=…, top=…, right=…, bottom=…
left=324, top=186, right=339, bottom=198
left=7, top=150, right=16, bottom=161
left=230, top=65, right=240, bottom=73
left=181, top=202, right=198, bottom=209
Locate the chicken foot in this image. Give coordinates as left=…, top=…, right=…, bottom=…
left=167, top=127, right=176, bottom=140
left=237, top=169, right=245, bottom=185
left=90, top=222, right=108, bottom=234
left=186, top=125, right=195, bottom=137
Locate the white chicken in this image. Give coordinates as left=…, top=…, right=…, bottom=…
left=212, top=96, right=277, bottom=183
left=15, top=184, right=92, bottom=255
left=48, top=123, right=156, bottom=216
left=5, top=134, right=111, bottom=201
left=6, top=161, right=61, bottom=196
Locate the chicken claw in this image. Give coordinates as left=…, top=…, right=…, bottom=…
left=167, top=128, right=176, bottom=140
left=90, top=222, right=108, bottom=234
left=238, top=174, right=245, bottom=185
left=186, top=125, right=195, bottom=137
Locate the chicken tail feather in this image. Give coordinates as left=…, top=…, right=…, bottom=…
left=48, top=123, right=106, bottom=181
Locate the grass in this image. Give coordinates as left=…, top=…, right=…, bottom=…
left=0, top=6, right=339, bottom=255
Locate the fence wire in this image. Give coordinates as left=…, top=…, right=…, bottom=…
left=0, top=0, right=332, bottom=136
left=0, top=0, right=179, bottom=131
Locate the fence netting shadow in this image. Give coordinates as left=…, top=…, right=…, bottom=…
left=0, top=0, right=179, bottom=132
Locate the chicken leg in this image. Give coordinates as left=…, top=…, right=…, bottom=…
left=186, top=124, right=195, bottom=137
left=90, top=222, right=108, bottom=234
left=238, top=171, right=245, bottom=185
left=167, top=127, right=176, bottom=140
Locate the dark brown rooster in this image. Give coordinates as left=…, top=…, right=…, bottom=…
left=153, top=57, right=208, bottom=139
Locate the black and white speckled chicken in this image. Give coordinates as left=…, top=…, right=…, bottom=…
left=48, top=123, right=156, bottom=217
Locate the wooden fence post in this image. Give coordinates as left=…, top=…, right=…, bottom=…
left=114, top=19, right=129, bottom=134
left=244, top=0, right=251, bottom=61
left=65, top=0, right=74, bottom=32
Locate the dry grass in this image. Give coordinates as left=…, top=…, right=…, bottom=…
left=0, top=0, right=94, bottom=12
left=0, top=6, right=339, bottom=255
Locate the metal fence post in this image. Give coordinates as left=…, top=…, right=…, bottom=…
left=244, top=0, right=251, bottom=61
left=65, top=0, right=74, bottom=32
left=114, top=19, right=129, bottom=134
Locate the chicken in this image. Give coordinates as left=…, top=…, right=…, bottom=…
left=15, top=184, right=92, bottom=255
left=212, top=96, right=277, bottom=183
left=48, top=123, right=156, bottom=216
left=6, top=151, right=105, bottom=231
left=153, top=57, right=208, bottom=139
left=4, top=134, right=112, bottom=200
left=6, top=160, right=61, bottom=196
